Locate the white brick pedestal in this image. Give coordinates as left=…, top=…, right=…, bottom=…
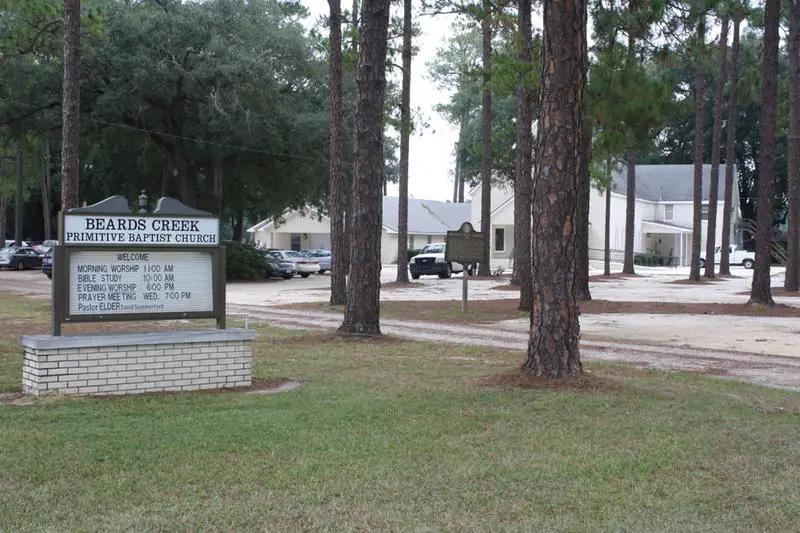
left=20, top=329, right=255, bottom=396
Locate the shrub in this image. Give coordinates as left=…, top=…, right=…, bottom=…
left=633, top=252, right=665, bottom=266
left=406, top=248, right=423, bottom=262
left=224, top=241, right=268, bottom=281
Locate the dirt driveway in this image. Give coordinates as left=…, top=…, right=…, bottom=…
left=2, top=266, right=799, bottom=391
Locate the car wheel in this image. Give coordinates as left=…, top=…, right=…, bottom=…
left=300, top=273, right=310, bottom=278
left=439, top=263, right=452, bottom=279
left=282, top=274, right=293, bottom=280
left=16, top=261, right=25, bottom=271
left=742, top=258, right=755, bottom=269
left=411, top=274, right=420, bottom=280
left=698, top=258, right=706, bottom=269
left=319, top=269, right=326, bottom=274
left=46, top=273, right=52, bottom=279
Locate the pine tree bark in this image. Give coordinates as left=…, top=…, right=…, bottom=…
left=604, top=180, right=612, bottom=276
left=396, top=0, right=412, bottom=283
left=479, top=1, right=493, bottom=277
left=232, top=209, right=244, bottom=242
left=720, top=14, right=742, bottom=276
left=60, top=0, right=81, bottom=211
left=575, top=120, right=592, bottom=300
left=522, top=0, right=586, bottom=378
left=329, top=0, right=348, bottom=305
left=622, top=146, right=636, bottom=274
left=0, top=200, right=5, bottom=245
left=514, top=0, right=534, bottom=310
left=704, top=15, right=729, bottom=278
left=213, top=152, right=223, bottom=218
left=621, top=22, right=636, bottom=275
left=339, top=0, right=390, bottom=336
left=785, top=0, right=800, bottom=291
left=749, top=0, right=780, bottom=305
left=689, top=16, right=706, bottom=282
left=43, top=139, right=52, bottom=241
left=15, top=142, right=24, bottom=247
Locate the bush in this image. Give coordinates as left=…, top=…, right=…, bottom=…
left=634, top=252, right=666, bottom=266
left=224, top=241, right=268, bottom=281
left=406, top=248, right=424, bottom=262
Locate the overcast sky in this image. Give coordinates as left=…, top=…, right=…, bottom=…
left=301, top=1, right=461, bottom=202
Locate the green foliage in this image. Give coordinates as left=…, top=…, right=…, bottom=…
left=639, top=31, right=789, bottom=223
left=634, top=252, right=672, bottom=266
left=427, top=20, right=541, bottom=186
left=406, top=248, right=423, bottom=261
left=223, top=240, right=268, bottom=281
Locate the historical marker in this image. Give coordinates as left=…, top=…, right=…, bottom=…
left=445, top=222, right=486, bottom=313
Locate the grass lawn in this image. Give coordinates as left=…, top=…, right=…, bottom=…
left=1, top=293, right=799, bottom=532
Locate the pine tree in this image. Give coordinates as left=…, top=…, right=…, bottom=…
left=748, top=0, right=780, bottom=305
left=329, top=0, right=348, bottom=305
left=339, top=0, right=392, bottom=335
left=60, top=0, right=81, bottom=210
left=522, top=0, right=586, bottom=378
left=704, top=13, right=729, bottom=278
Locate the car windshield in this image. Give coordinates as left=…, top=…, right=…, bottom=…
left=421, top=244, right=445, bottom=254
left=284, top=251, right=302, bottom=258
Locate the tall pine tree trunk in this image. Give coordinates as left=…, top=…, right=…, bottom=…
left=396, top=0, right=412, bottom=283
left=15, top=142, right=23, bottom=247
left=575, top=6, right=591, bottom=300
left=479, top=1, right=493, bottom=277
left=60, top=0, right=81, bottom=210
left=622, top=30, right=636, bottom=275
left=623, top=146, right=636, bottom=273
left=749, top=0, right=780, bottom=305
left=340, top=0, right=390, bottom=336
left=0, top=200, right=4, bottom=245
left=720, top=14, right=742, bottom=276
left=329, top=0, right=347, bottom=305
left=575, top=120, right=592, bottom=300
left=342, top=0, right=360, bottom=279
left=704, top=15, right=729, bottom=278
left=232, top=209, right=244, bottom=242
left=604, top=177, right=612, bottom=276
left=689, top=16, right=706, bottom=282
left=785, top=0, right=800, bottom=291
left=522, top=0, right=586, bottom=378
left=514, top=0, right=533, bottom=310
left=43, top=139, right=52, bottom=241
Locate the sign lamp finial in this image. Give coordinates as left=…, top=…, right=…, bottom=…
left=138, top=190, right=148, bottom=214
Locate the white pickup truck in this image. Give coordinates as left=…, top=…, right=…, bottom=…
left=408, top=243, right=465, bottom=279
left=700, top=245, right=755, bottom=269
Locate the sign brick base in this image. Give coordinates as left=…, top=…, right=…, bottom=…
left=20, top=329, right=254, bottom=396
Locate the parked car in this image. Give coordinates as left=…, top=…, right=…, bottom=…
left=301, top=249, right=332, bottom=273
left=34, top=239, right=58, bottom=255
left=269, top=250, right=320, bottom=278
left=263, top=251, right=295, bottom=280
left=409, top=243, right=464, bottom=279
left=0, top=246, right=43, bottom=271
left=42, top=248, right=53, bottom=279
left=699, top=245, right=755, bottom=269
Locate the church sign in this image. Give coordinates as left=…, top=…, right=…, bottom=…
left=51, top=193, right=226, bottom=335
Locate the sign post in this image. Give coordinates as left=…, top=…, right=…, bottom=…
left=445, top=222, right=486, bottom=313
left=52, top=192, right=225, bottom=335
